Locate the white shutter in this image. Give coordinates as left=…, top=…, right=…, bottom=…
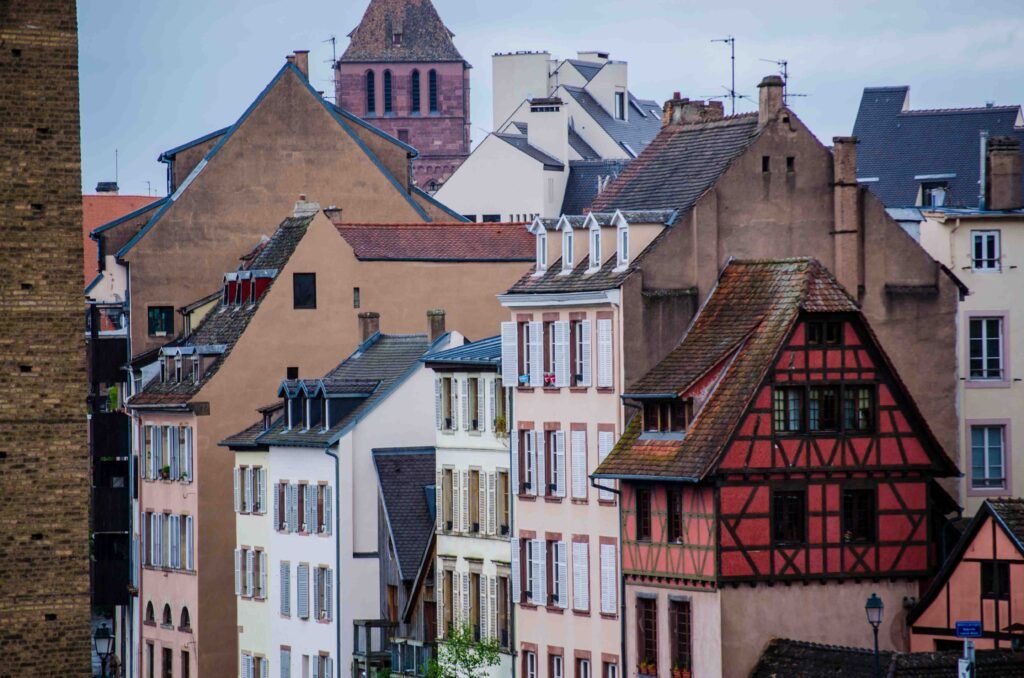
left=597, top=318, right=613, bottom=388
left=288, top=485, right=297, bottom=532
left=487, top=381, right=496, bottom=432
left=435, top=471, right=443, bottom=531
left=260, top=551, right=268, bottom=599
left=511, top=538, right=521, bottom=603
left=313, top=568, right=320, bottom=619
left=281, top=562, right=291, bottom=615
left=281, top=648, right=291, bottom=678
left=326, top=657, right=334, bottom=678
left=273, top=484, right=280, bottom=530
left=554, top=431, right=566, bottom=497
left=242, top=654, right=252, bottom=678
left=325, top=569, right=333, bottom=620
left=142, top=425, right=151, bottom=479
left=184, top=427, right=193, bottom=481
left=452, top=572, right=461, bottom=624
left=462, top=571, right=470, bottom=623
left=488, top=576, right=498, bottom=641
left=325, top=486, right=333, bottom=535
left=434, top=378, right=443, bottom=430
left=258, top=468, right=267, bottom=514
left=477, top=379, right=485, bottom=431
left=556, top=542, right=568, bottom=609
left=305, top=485, right=316, bottom=532
left=600, top=543, right=617, bottom=614
left=500, top=322, right=518, bottom=384
left=580, top=320, right=592, bottom=387
left=554, top=321, right=570, bottom=387
left=152, top=429, right=162, bottom=478
left=487, top=472, right=497, bottom=535
left=312, top=657, right=319, bottom=678
left=246, top=467, right=254, bottom=514
left=234, top=549, right=242, bottom=595
left=140, top=512, right=148, bottom=566
left=478, top=471, right=487, bottom=534
left=297, top=564, right=309, bottom=619
left=572, top=542, right=589, bottom=611
left=461, top=379, right=469, bottom=431
left=186, top=516, right=193, bottom=569
left=152, top=513, right=162, bottom=567
left=571, top=430, right=587, bottom=498
left=460, top=470, right=469, bottom=533
left=511, top=431, right=520, bottom=496
left=170, top=515, right=180, bottom=569
left=262, top=657, right=269, bottom=678
left=452, top=471, right=461, bottom=532
left=536, top=432, right=546, bottom=497
left=246, top=550, right=255, bottom=597
left=480, top=574, right=489, bottom=640
left=169, top=429, right=179, bottom=480
left=436, top=560, right=445, bottom=638
left=534, top=540, right=547, bottom=605
left=528, top=322, right=543, bottom=387
left=598, top=431, right=615, bottom=501
left=233, top=468, right=241, bottom=513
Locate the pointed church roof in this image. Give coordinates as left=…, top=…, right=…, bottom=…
left=341, top=0, right=465, bottom=63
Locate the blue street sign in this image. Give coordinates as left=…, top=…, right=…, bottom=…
left=955, top=621, right=983, bottom=638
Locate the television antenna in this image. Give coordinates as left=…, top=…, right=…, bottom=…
left=711, top=36, right=737, bottom=114
left=759, top=58, right=808, bottom=104
left=322, top=36, right=338, bottom=103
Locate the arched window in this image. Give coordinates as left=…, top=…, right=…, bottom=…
left=365, top=70, right=376, bottom=115
left=411, top=69, right=421, bottom=113
left=180, top=606, right=191, bottom=630
left=428, top=70, right=438, bottom=113
left=162, top=604, right=173, bottom=626
left=145, top=601, right=155, bottom=624
left=383, top=70, right=393, bottom=114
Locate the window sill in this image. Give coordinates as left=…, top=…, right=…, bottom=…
left=569, top=387, right=589, bottom=393
left=544, top=497, right=563, bottom=504
left=572, top=610, right=591, bottom=618
left=596, top=387, right=615, bottom=394
left=965, top=379, right=1011, bottom=390
left=542, top=387, right=562, bottom=394
left=517, top=386, right=535, bottom=393
left=143, top=621, right=157, bottom=627
left=545, top=605, right=565, bottom=614
left=597, top=499, right=617, bottom=507
left=967, top=485, right=1009, bottom=498
left=571, top=498, right=589, bottom=505
left=178, top=626, right=193, bottom=633
left=599, top=612, right=618, bottom=620
left=517, top=494, right=537, bottom=502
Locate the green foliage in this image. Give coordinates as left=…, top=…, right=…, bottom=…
left=426, top=623, right=501, bottom=678
left=107, top=384, right=120, bottom=411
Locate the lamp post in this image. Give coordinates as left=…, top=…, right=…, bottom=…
left=94, top=622, right=115, bottom=678
left=865, top=593, right=884, bottom=678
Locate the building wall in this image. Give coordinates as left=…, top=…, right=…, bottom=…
left=491, top=52, right=552, bottom=129
left=623, top=584, right=721, bottom=678
left=235, top=448, right=273, bottom=675
left=0, top=1, right=90, bottom=673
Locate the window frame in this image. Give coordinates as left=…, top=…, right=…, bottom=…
left=968, top=315, right=1006, bottom=382
left=383, top=69, right=393, bottom=115
left=669, top=598, right=692, bottom=671
left=292, top=273, right=317, bottom=310
left=411, top=69, right=421, bottom=113
left=969, top=422, right=1009, bottom=493
left=635, top=487, right=652, bottom=542
left=636, top=596, right=658, bottom=671
left=981, top=560, right=1011, bottom=600
left=771, top=488, right=807, bottom=546
left=666, top=488, right=684, bottom=544
left=428, top=69, right=438, bottom=113
left=840, top=487, right=877, bottom=544
left=147, top=306, right=174, bottom=337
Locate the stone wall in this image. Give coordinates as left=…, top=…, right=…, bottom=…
left=0, top=0, right=91, bottom=675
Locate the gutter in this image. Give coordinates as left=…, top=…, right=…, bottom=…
left=325, top=446, right=342, bottom=667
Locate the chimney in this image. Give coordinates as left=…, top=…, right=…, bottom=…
left=293, top=50, right=310, bottom=79
left=832, top=136, right=863, bottom=299
left=359, top=312, right=380, bottom=341
left=323, top=205, right=343, bottom=224
left=293, top=194, right=320, bottom=218
left=527, top=98, right=569, bottom=165
left=758, top=75, right=785, bottom=127
left=662, top=94, right=724, bottom=127
left=95, top=181, right=119, bottom=194
left=427, top=309, right=446, bottom=343
left=987, top=136, right=1023, bottom=210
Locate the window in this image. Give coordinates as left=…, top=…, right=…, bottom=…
left=599, top=543, right=617, bottom=613
left=352, top=287, right=360, bottom=309
left=162, top=603, right=173, bottom=626
left=772, top=490, right=806, bottom=544
left=635, top=488, right=652, bottom=541
left=470, top=571, right=481, bottom=640
left=536, top=230, right=548, bottom=272
left=786, top=156, right=795, bottom=173
left=441, top=377, right=454, bottom=430
left=181, top=651, right=190, bottom=678
left=572, top=541, right=590, bottom=611
left=562, top=228, right=574, bottom=271
left=806, top=321, right=842, bottom=345
left=277, top=483, right=287, bottom=531
left=429, top=70, right=438, bottom=113
left=442, top=468, right=454, bottom=530
left=442, top=569, right=454, bottom=633
left=315, top=655, right=333, bottom=678
left=518, top=322, right=532, bottom=382
left=397, top=129, right=409, bottom=144
left=969, top=317, right=1004, bottom=380
left=411, top=70, right=421, bottom=112
left=497, top=575, right=511, bottom=648
left=497, top=471, right=510, bottom=535
left=636, top=597, right=657, bottom=670
left=147, top=306, right=174, bottom=336
left=543, top=320, right=556, bottom=384
left=392, top=30, right=402, bottom=46
left=762, top=156, right=770, bottom=173
left=670, top=599, right=692, bottom=671
left=292, top=273, right=316, bottom=310
left=550, top=654, right=563, bottom=678
left=145, top=601, right=155, bottom=624
left=482, top=214, right=501, bottom=223
left=667, top=489, right=684, bottom=544
left=365, top=70, right=375, bottom=114
left=180, top=606, right=191, bottom=630
left=972, top=230, right=1001, bottom=271
left=616, top=225, right=629, bottom=267
left=571, top=319, right=590, bottom=387
left=614, top=92, right=625, bottom=120
left=921, top=181, right=948, bottom=207
left=521, top=430, right=535, bottom=495
left=971, top=425, right=1006, bottom=489
left=603, top=662, right=619, bottom=678
left=808, top=387, right=839, bottom=431
left=469, top=470, right=480, bottom=532
left=383, top=70, right=393, bottom=114
left=493, top=378, right=506, bottom=430
left=524, top=651, right=537, bottom=678
left=643, top=400, right=691, bottom=433
left=549, top=540, right=567, bottom=608
left=982, top=561, right=1011, bottom=599
left=314, top=566, right=332, bottom=619
left=468, top=378, right=480, bottom=431
left=146, top=642, right=155, bottom=678
left=162, top=648, right=172, bottom=678
left=843, top=386, right=875, bottom=432
left=576, top=658, right=590, bottom=678
left=589, top=227, right=601, bottom=270
left=841, top=488, right=876, bottom=543
left=773, top=388, right=804, bottom=433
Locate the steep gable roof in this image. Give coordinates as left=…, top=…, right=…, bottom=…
left=341, top=0, right=464, bottom=63
left=495, top=133, right=565, bottom=170
left=373, top=447, right=436, bottom=581
left=852, top=86, right=1024, bottom=208
left=335, top=222, right=533, bottom=262
left=591, top=112, right=760, bottom=213
left=561, top=85, right=662, bottom=157
left=422, top=335, right=501, bottom=370
left=561, top=159, right=630, bottom=215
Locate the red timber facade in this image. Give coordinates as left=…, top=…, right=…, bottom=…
left=595, top=259, right=960, bottom=677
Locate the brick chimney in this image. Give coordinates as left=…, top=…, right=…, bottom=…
left=323, top=205, right=343, bottom=225
left=832, top=137, right=863, bottom=299
left=359, top=312, right=380, bottom=341
left=758, top=75, right=785, bottom=127
left=987, top=136, right=1023, bottom=210
left=293, top=50, right=310, bottom=79
left=293, top=194, right=320, bottom=218
left=427, top=309, right=446, bottom=342
left=662, top=94, right=724, bottom=127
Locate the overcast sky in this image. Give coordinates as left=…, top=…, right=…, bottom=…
left=79, top=0, right=1024, bottom=197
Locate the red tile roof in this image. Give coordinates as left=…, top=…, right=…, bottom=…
left=335, top=222, right=534, bottom=261
left=82, top=195, right=158, bottom=286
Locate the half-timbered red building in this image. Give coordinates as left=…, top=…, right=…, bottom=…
left=593, top=258, right=960, bottom=677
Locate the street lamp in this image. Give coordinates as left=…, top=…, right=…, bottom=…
left=865, top=593, right=884, bottom=678
left=94, top=622, right=115, bottom=678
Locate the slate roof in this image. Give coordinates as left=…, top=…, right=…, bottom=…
left=565, top=59, right=603, bottom=82
left=852, top=86, right=1024, bottom=208
left=341, top=0, right=465, bottom=63
left=422, top=335, right=500, bottom=370
left=252, top=333, right=434, bottom=448
left=751, top=638, right=1024, bottom=677
left=594, top=258, right=957, bottom=480
left=221, top=419, right=272, bottom=449
left=568, top=127, right=600, bottom=160
left=335, top=222, right=533, bottom=261
left=560, top=159, right=630, bottom=215
left=591, top=113, right=761, bottom=213
left=495, top=133, right=565, bottom=170
left=373, top=448, right=436, bottom=581
left=561, top=85, right=662, bottom=157
left=128, top=213, right=316, bottom=407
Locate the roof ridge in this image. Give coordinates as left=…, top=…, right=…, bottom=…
left=902, top=105, right=1020, bottom=116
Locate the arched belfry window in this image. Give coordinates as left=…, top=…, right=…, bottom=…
left=383, top=70, right=393, bottom=114
left=162, top=604, right=172, bottom=626
left=365, top=70, right=376, bottom=115
left=180, top=606, right=191, bottom=630
left=145, top=601, right=155, bottom=623
left=411, top=69, right=421, bottom=113
left=429, top=70, right=438, bottom=113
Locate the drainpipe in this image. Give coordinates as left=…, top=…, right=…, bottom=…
left=325, top=447, right=342, bottom=670
left=979, top=130, right=989, bottom=211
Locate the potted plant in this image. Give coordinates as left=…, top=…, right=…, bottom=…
left=159, top=465, right=171, bottom=480
left=493, top=414, right=507, bottom=436
left=673, top=660, right=691, bottom=678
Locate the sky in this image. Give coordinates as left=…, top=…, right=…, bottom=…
left=78, top=0, right=1024, bottom=197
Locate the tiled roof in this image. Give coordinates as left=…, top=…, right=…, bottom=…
left=221, top=419, right=273, bottom=449
left=341, top=0, right=464, bottom=63
left=852, top=86, right=1024, bottom=208
left=595, top=260, right=861, bottom=479
left=990, top=498, right=1024, bottom=548
left=84, top=196, right=162, bottom=287
left=254, top=333, right=434, bottom=447
left=422, top=335, right=500, bottom=369
left=591, top=113, right=760, bottom=212
left=561, top=86, right=662, bottom=157
left=752, top=638, right=1024, bottom=677
left=373, top=448, right=436, bottom=581
left=495, top=133, right=565, bottom=170
left=560, top=159, right=630, bottom=215
left=128, top=214, right=315, bottom=407
left=335, top=222, right=533, bottom=261
left=568, top=127, right=600, bottom=160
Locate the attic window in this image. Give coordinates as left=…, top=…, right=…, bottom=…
left=535, top=230, right=548, bottom=273
left=762, top=156, right=770, bottom=174
left=806, top=321, right=842, bottom=346
left=392, top=31, right=402, bottom=47
left=174, top=355, right=182, bottom=383
left=562, top=228, right=574, bottom=272
left=588, top=227, right=602, bottom=272
left=616, top=224, right=629, bottom=268
left=191, top=357, right=200, bottom=383
left=642, top=399, right=691, bottom=433
left=614, top=92, right=625, bottom=120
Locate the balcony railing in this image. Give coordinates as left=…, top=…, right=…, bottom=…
left=390, top=638, right=434, bottom=678
left=352, top=620, right=397, bottom=678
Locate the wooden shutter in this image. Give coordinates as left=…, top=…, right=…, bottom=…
left=434, top=378, right=443, bottom=430
left=477, top=379, right=485, bottom=431
left=281, top=562, right=291, bottom=615
left=480, top=574, right=489, bottom=640
left=234, top=549, right=242, bottom=595
left=460, top=470, right=469, bottom=533
left=245, top=468, right=254, bottom=514
left=273, top=484, right=280, bottom=530
left=462, top=571, right=470, bottom=623
left=554, top=321, right=570, bottom=387
left=580, top=320, right=592, bottom=387
left=572, top=542, right=589, bottom=611
left=571, top=430, right=587, bottom=498
left=554, top=431, right=566, bottom=497
left=597, top=318, right=613, bottom=388
left=510, top=430, right=519, bottom=496
left=488, top=576, right=498, bottom=641
left=246, top=550, right=255, bottom=597
left=528, top=321, right=543, bottom=387
left=500, top=321, right=518, bottom=384
left=185, top=516, right=193, bottom=570
left=533, top=539, right=547, bottom=605
left=556, top=542, right=568, bottom=609
left=487, top=380, right=496, bottom=432
left=487, top=472, right=497, bottom=535
left=297, top=564, right=309, bottom=619
left=258, top=468, right=267, bottom=514
left=600, top=543, right=616, bottom=614
left=536, top=432, right=546, bottom=497
left=510, top=538, right=521, bottom=604
left=598, top=431, right=615, bottom=501
left=260, top=551, right=268, bottom=599
left=325, top=569, right=333, bottom=620
left=461, top=379, right=469, bottom=430
left=435, top=471, right=443, bottom=531
left=184, top=427, right=193, bottom=481
left=233, top=468, right=241, bottom=513
left=324, top=486, right=333, bottom=535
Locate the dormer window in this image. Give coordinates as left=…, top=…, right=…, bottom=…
left=321, top=398, right=329, bottom=432
left=174, top=355, right=182, bottom=383
left=160, top=360, right=167, bottom=383
left=234, top=280, right=244, bottom=306
left=588, top=227, right=602, bottom=272
left=561, top=228, right=574, bottom=273
left=288, top=395, right=304, bottom=431
left=535, top=230, right=548, bottom=273
left=616, top=224, right=629, bottom=269
left=392, top=31, right=402, bottom=47
left=263, top=410, right=273, bottom=432
left=614, top=92, right=626, bottom=120
left=643, top=399, right=691, bottom=433
left=191, top=357, right=200, bottom=383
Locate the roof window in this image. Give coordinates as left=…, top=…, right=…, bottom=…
left=561, top=226, right=574, bottom=273
left=588, top=223, right=602, bottom=273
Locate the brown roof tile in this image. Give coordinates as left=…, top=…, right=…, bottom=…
left=335, top=222, right=533, bottom=261
left=341, top=0, right=464, bottom=63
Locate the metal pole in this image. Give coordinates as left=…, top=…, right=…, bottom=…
left=873, top=625, right=880, bottom=678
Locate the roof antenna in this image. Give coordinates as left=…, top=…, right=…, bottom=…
left=145, top=180, right=152, bottom=196
left=759, top=58, right=808, bottom=104
left=711, top=36, right=737, bottom=115
left=323, top=35, right=338, bottom=104
left=115, top=148, right=118, bottom=185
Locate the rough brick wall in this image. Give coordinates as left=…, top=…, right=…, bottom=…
left=0, top=1, right=91, bottom=675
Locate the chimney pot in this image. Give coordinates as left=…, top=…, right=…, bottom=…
left=293, top=50, right=310, bottom=79
left=758, top=74, right=785, bottom=127
left=358, top=312, right=380, bottom=341
left=987, top=136, right=1023, bottom=211
left=293, top=196, right=320, bottom=218
left=427, top=309, right=446, bottom=342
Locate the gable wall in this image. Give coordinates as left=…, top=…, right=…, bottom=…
left=168, top=134, right=223, bottom=193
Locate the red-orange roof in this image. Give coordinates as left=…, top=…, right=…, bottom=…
left=335, top=222, right=534, bottom=261
left=83, top=194, right=158, bottom=286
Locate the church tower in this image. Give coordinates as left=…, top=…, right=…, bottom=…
left=335, top=0, right=471, bottom=192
